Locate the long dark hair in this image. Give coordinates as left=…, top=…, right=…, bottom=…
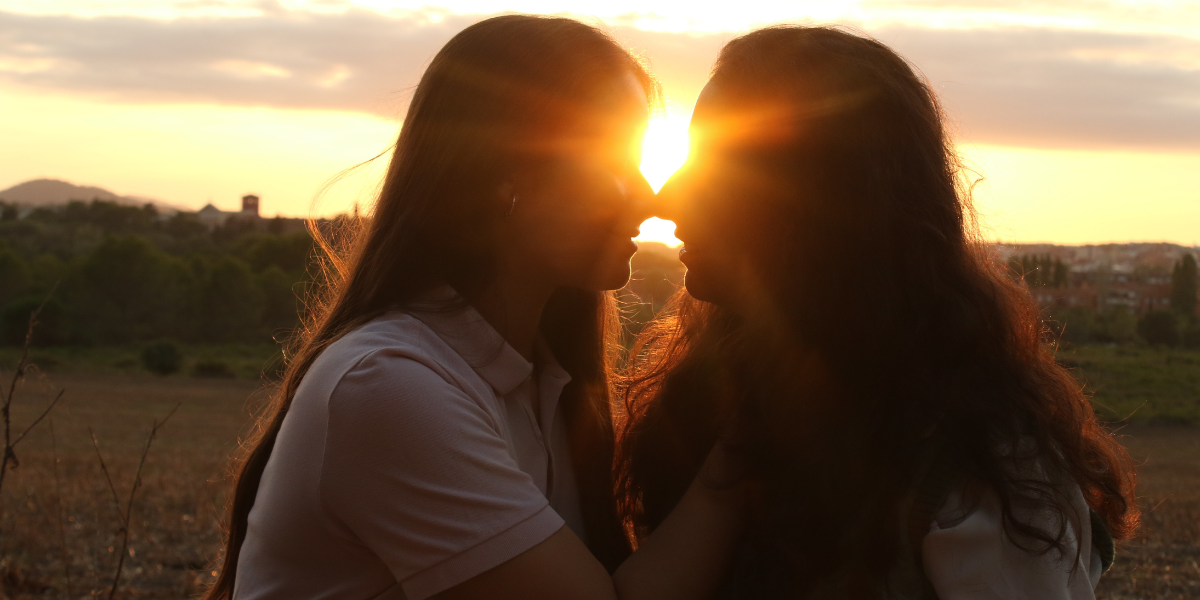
left=205, top=15, right=655, bottom=598
left=617, top=26, right=1137, bottom=598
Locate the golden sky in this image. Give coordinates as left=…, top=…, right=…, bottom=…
left=1, top=0, right=1198, bottom=246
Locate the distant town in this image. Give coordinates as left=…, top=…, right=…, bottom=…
left=996, top=243, right=1195, bottom=316
left=0, top=178, right=311, bottom=236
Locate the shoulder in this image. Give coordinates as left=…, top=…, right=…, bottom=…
left=920, top=475, right=1101, bottom=600
left=327, top=313, right=495, bottom=418
left=298, top=312, right=496, bottom=431
left=322, top=311, right=452, bottom=372
left=307, top=311, right=470, bottom=391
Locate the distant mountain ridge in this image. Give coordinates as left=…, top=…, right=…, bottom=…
left=0, top=178, right=187, bottom=213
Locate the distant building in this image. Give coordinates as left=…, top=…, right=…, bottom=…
left=197, top=194, right=262, bottom=228
left=197, top=203, right=227, bottom=228
left=242, top=194, right=260, bottom=216
left=1033, top=282, right=1172, bottom=315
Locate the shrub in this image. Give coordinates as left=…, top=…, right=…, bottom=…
left=142, top=342, right=183, bottom=375
left=1183, top=320, right=1200, bottom=349
left=1049, top=306, right=1095, bottom=344
left=1138, top=310, right=1181, bottom=347
left=197, top=256, right=264, bottom=342
left=192, top=359, right=235, bottom=379
left=1095, top=307, right=1138, bottom=343
left=1, top=296, right=67, bottom=346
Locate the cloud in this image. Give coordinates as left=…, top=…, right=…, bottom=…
left=0, top=8, right=476, bottom=117
left=875, top=26, right=1200, bottom=150
left=1, top=8, right=1198, bottom=151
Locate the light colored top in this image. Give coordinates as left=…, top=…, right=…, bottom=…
left=923, top=462, right=1104, bottom=599
left=233, top=286, right=585, bottom=600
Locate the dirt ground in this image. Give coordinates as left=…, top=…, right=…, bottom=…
left=1095, top=425, right=1200, bottom=599
left=0, top=371, right=1196, bottom=599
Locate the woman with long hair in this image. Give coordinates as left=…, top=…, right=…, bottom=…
left=209, top=15, right=742, bottom=600
left=618, top=26, right=1138, bottom=599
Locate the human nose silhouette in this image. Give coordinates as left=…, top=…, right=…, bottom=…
left=626, top=170, right=657, bottom=223
left=651, top=169, right=686, bottom=223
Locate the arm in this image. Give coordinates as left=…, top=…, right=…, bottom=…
left=436, top=447, right=744, bottom=600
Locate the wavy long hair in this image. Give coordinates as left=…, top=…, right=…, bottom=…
left=617, top=26, right=1137, bottom=598
left=204, top=15, right=655, bottom=598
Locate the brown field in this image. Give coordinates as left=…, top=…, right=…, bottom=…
left=0, top=371, right=267, bottom=598
left=0, top=371, right=1197, bottom=599
left=1096, top=425, right=1200, bottom=599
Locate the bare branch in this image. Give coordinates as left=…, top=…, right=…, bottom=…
left=107, top=401, right=182, bottom=600
left=2, top=281, right=57, bottom=407
left=51, top=420, right=73, bottom=597
left=0, top=281, right=60, bottom=498
left=12, top=388, right=65, bottom=448
left=0, top=307, right=37, bottom=493
left=88, top=428, right=124, bottom=522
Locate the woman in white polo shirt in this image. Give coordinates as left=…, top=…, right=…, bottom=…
left=205, top=14, right=744, bottom=600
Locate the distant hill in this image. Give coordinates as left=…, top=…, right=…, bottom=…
left=0, top=178, right=187, bottom=213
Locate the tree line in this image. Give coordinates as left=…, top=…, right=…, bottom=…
left=1009, top=254, right=1070, bottom=288
left=1046, top=254, right=1199, bottom=348
left=0, top=199, right=317, bottom=346
left=1, top=199, right=1197, bottom=351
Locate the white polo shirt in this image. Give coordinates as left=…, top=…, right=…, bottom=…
left=234, top=286, right=585, bottom=600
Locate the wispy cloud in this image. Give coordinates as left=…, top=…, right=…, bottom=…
left=876, top=25, right=1200, bottom=150
left=0, top=8, right=474, bottom=116
left=1, top=7, right=1198, bottom=150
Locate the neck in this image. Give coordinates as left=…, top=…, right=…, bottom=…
left=468, top=274, right=556, bottom=362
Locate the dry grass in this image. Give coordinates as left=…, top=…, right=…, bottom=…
left=0, top=371, right=268, bottom=599
left=1096, top=425, right=1200, bottom=599
left=0, top=371, right=1195, bottom=598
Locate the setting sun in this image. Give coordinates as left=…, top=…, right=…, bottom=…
left=637, top=113, right=690, bottom=246
left=639, top=113, right=691, bottom=192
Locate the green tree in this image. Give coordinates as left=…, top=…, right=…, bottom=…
left=257, top=265, right=302, bottom=335
left=67, top=235, right=194, bottom=343
left=1053, top=259, right=1069, bottom=288
left=1011, top=254, right=1066, bottom=288
left=1138, top=310, right=1181, bottom=347
left=1183, top=321, right=1200, bottom=349
left=1170, top=254, right=1197, bottom=317
left=198, top=256, right=265, bottom=342
left=238, top=231, right=315, bottom=275
left=1049, top=306, right=1095, bottom=344
left=163, top=212, right=209, bottom=238
left=1, top=297, right=66, bottom=345
left=26, top=253, right=65, bottom=296
left=0, top=243, right=29, bottom=306
left=1095, top=307, right=1138, bottom=343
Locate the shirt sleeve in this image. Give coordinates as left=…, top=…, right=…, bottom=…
left=921, top=485, right=1101, bottom=600
left=320, top=349, right=565, bottom=600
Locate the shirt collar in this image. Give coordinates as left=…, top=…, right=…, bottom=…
left=407, top=284, right=571, bottom=397
left=534, top=336, right=572, bottom=433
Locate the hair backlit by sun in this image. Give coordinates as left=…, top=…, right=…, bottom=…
left=637, top=113, right=690, bottom=247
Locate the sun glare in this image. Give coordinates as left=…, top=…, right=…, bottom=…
left=639, top=113, right=691, bottom=192
left=636, top=113, right=690, bottom=247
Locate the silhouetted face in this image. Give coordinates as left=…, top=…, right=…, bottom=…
left=663, top=81, right=791, bottom=310
left=501, top=71, right=653, bottom=292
